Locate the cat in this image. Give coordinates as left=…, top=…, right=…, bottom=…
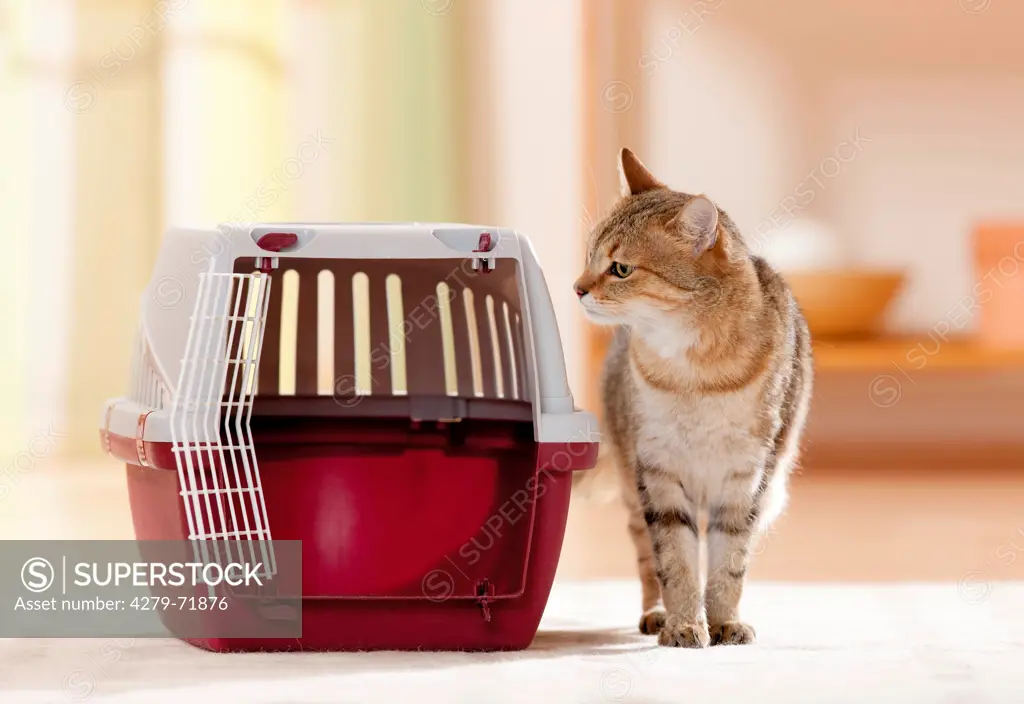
left=573, top=148, right=813, bottom=648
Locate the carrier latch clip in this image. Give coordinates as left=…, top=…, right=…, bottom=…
left=475, top=578, right=495, bottom=622
left=255, top=232, right=298, bottom=273
left=472, top=233, right=495, bottom=274
left=254, top=256, right=280, bottom=274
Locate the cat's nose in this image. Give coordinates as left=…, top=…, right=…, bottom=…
left=574, top=283, right=587, bottom=298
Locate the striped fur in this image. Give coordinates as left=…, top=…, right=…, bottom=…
left=575, top=149, right=813, bottom=648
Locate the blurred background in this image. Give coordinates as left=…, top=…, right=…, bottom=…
left=2, top=0, right=1023, bottom=585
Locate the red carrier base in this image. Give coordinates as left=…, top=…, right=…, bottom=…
left=110, top=402, right=597, bottom=652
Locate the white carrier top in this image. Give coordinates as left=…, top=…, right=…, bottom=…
left=106, top=222, right=598, bottom=447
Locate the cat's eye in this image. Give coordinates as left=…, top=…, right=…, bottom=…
left=609, top=262, right=634, bottom=279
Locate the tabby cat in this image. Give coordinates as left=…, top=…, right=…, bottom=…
left=574, top=149, right=813, bottom=648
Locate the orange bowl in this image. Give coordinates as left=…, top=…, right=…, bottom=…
left=785, top=270, right=905, bottom=339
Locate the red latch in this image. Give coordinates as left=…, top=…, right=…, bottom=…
left=473, top=233, right=493, bottom=253
left=473, top=233, right=494, bottom=275
left=475, top=578, right=495, bottom=622
left=256, top=232, right=299, bottom=252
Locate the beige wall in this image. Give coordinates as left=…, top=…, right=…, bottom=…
left=1, top=0, right=78, bottom=458
left=487, top=0, right=586, bottom=400
left=639, top=0, right=1024, bottom=333
left=823, top=74, right=1024, bottom=331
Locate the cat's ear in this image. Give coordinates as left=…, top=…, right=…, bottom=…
left=618, top=147, right=664, bottom=197
left=673, top=195, right=719, bottom=255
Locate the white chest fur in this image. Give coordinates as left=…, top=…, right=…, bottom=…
left=631, top=365, right=769, bottom=506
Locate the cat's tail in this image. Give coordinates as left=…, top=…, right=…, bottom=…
left=570, top=445, right=621, bottom=503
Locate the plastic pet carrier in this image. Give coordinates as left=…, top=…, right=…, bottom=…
left=100, top=223, right=599, bottom=652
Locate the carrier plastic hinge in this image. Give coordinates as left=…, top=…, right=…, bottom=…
left=101, top=402, right=115, bottom=456
left=475, top=579, right=495, bottom=622
left=135, top=411, right=153, bottom=468
left=472, top=233, right=495, bottom=274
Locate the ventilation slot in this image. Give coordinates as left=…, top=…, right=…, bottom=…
left=317, top=270, right=335, bottom=395
left=386, top=274, right=407, bottom=395
left=352, top=272, right=371, bottom=395
left=437, top=282, right=458, bottom=396
left=278, top=269, right=299, bottom=396
left=502, top=302, right=519, bottom=400
left=514, top=313, right=527, bottom=401
left=129, top=326, right=170, bottom=410
left=463, top=288, right=484, bottom=397
left=129, top=328, right=142, bottom=403
left=485, top=295, right=505, bottom=399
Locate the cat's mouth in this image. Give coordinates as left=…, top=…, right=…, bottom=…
left=578, top=296, right=625, bottom=325
left=583, top=309, right=621, bottom=325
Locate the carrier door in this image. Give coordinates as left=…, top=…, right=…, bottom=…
left=170, top=268, right=277, bottom=578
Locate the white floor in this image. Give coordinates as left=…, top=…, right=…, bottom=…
left=3, top=581, right=1023, bottom=704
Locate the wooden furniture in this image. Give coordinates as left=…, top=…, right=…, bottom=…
left=583, top=330, right=1024, bottom=410
left=587, top=331, right=1024, bottom=376
left=812, top=337, right=1024, bottom=371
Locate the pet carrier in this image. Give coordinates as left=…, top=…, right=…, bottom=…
left=100, top=223, right=599, bottom=652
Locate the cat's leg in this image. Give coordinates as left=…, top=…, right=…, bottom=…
left=617, top=455, right=665, bottom=634
left=706, top=456, right=793, bottom=645
left=705, top=497, right=759, bottom=646
left=636, top=461, right=707, bottom=648
left=625, top=494, right=665, bottom=634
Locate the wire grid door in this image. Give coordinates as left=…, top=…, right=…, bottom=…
left=169, top=265, right=276, bottom=581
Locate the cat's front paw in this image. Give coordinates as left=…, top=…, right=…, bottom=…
left=709, top=621, right=756, bottom=646
left=638, top=608, right=666, bottom=635
left=657, top=618, right=709, bottom=648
